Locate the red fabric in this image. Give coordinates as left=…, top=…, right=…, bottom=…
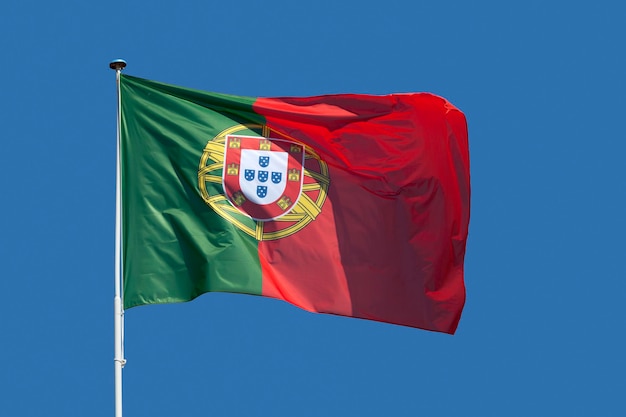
left=254, top=93, right=470, bottom=334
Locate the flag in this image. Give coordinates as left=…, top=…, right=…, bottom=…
left=120, top=74, right=470, bottom=334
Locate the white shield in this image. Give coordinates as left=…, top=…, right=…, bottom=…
left=239, top=149, right=288, bottom=205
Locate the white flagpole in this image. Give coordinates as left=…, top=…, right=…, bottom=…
left=110, top=58, right=127, bottom=417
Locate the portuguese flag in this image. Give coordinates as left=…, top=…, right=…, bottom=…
left=120, top=74, right=470, bottom=334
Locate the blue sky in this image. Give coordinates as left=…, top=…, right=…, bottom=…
left=1, top=1, right=624, bottom=416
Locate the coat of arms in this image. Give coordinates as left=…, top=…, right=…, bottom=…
left=199, top=124, right=329, bottom=241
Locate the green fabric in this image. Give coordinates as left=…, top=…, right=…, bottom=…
left=120, top=75, right=264, bottom=309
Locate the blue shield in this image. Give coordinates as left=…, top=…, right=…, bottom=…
left=259, top=156, right=270, bottom=168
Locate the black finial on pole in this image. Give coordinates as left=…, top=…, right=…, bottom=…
left=109, top=59, right=127, bottom=71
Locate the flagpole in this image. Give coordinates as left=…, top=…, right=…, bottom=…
left=110, top=58, right=127, bottom=417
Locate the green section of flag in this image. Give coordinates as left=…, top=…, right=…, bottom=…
left=120, top=75, right=265, bottom=309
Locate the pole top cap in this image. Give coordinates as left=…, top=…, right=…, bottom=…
left=109, top=59, right=127, bottom=70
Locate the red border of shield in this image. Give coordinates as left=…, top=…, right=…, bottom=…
left=223, top=135, right=305, bottom=221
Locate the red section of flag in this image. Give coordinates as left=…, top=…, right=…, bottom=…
left=254, top=93, right=470, bottom=333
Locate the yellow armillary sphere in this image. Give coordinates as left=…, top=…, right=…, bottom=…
left=198, top=124, right=330, bottom=241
